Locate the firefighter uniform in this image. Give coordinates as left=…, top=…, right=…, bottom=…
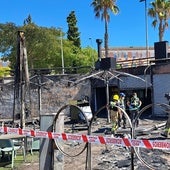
left=110, top=94, right=121, bottom=134
left=127, top=92, right=142, bottom=127
left=162, top=93, right=170, bottom=137
left=164, top=116, right=170, bottom=137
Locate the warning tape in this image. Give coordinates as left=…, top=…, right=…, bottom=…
left=0, top=126, right=170, bottom=150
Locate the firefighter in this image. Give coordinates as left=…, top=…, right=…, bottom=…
left=162, top=93, right=170, bottom=137
left=163, top=116, right=170, bottom=137
left=127, top=92, right=142, bottom=127
left=110, top=94, right=121, bottom=134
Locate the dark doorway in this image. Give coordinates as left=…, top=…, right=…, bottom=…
left=95, top=87, right=107, bottom=117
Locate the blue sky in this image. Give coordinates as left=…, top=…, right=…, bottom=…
left=0, top=0, right=170, bottom=49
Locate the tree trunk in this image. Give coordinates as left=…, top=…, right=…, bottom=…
left=104, top=20, right=109, bottom=58
left=159, top=21, right=164, bottom=41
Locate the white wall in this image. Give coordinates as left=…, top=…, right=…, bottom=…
left=153, top=74, right=170, bottom=116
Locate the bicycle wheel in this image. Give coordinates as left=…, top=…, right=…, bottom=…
left=53, top=104, right=89, bottom=157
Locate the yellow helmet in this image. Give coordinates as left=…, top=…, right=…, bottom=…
left=113, top=94, right=119, bottom=101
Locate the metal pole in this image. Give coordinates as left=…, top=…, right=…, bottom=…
left=145, top=0, right=149, bottom=65
left=89, top=38, right=95, bottom=68
left=86, top=125, right=92, bottom=170
left=130, top=127, right=134, bottom=170
left=38, top=75, right=42, bottom=117
left=106, top=78, right=110, bottom=123
left=60, top=29, right=65, bottom=74
left=140, top=0, right=149, bottom=65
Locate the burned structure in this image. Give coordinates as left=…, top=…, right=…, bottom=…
left=90, top=40, right=170, bottom=118
left=0, top=38, right=170, bottom=124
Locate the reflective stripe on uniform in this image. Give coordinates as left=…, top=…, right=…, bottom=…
left=164, top=128, right=170, bottom=133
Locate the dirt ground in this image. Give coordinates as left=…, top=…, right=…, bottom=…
left=17, top=162, right=39, bottom=170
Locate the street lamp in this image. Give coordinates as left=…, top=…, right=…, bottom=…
left=89, top=37, right=95, bottom=68
left=140, top=0, right=149, bottom=65
left=59, top=28, right=65, bottom=74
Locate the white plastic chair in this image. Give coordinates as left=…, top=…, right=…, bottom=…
left=0, top=138, right=26, bottom=168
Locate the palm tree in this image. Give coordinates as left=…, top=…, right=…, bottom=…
left=91, top=0, right=119, bottom=58
left=148, top=0, right=170, bottom=41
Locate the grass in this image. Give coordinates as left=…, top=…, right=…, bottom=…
left=0, top=151, right=39, bottom=170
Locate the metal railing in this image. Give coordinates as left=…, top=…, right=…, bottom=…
left=116, top=57, right=155, bottom=69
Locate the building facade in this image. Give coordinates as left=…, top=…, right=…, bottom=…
left=101, top=45, right=170, bottom=68
left=91, top=45, right=170, bottom=117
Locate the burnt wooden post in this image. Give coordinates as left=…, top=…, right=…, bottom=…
left=13, top=31, right=30, bottom=128
left=39, top=112, right=64, bottom=170
left=40, top=113, right=56, bottom=170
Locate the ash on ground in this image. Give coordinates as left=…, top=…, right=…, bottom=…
left=64, top=116, right=170, bottom=170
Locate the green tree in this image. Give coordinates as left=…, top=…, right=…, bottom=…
left=0, top=21, right=96, bottom=74
left=91, top=0, right=119, bottom=57
left=0, top=22, right=18, bottom=60
left=67, top=11, right=81, bottom=49
left=23, top=14, right=32, bottom=25
left=0, top=22, right=66, bottom=69
left=69, top=47, right=97, bottom=73
left=148, top=0, right=170, bottom=41
left=0, top=67, right=11, bottom=78
left=23, top=24, right=61, bottom=69
left=80, top=47, right=98, bottom=67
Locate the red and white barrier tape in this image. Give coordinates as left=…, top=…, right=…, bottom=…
left=0, top=126, right=170, bottom=150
